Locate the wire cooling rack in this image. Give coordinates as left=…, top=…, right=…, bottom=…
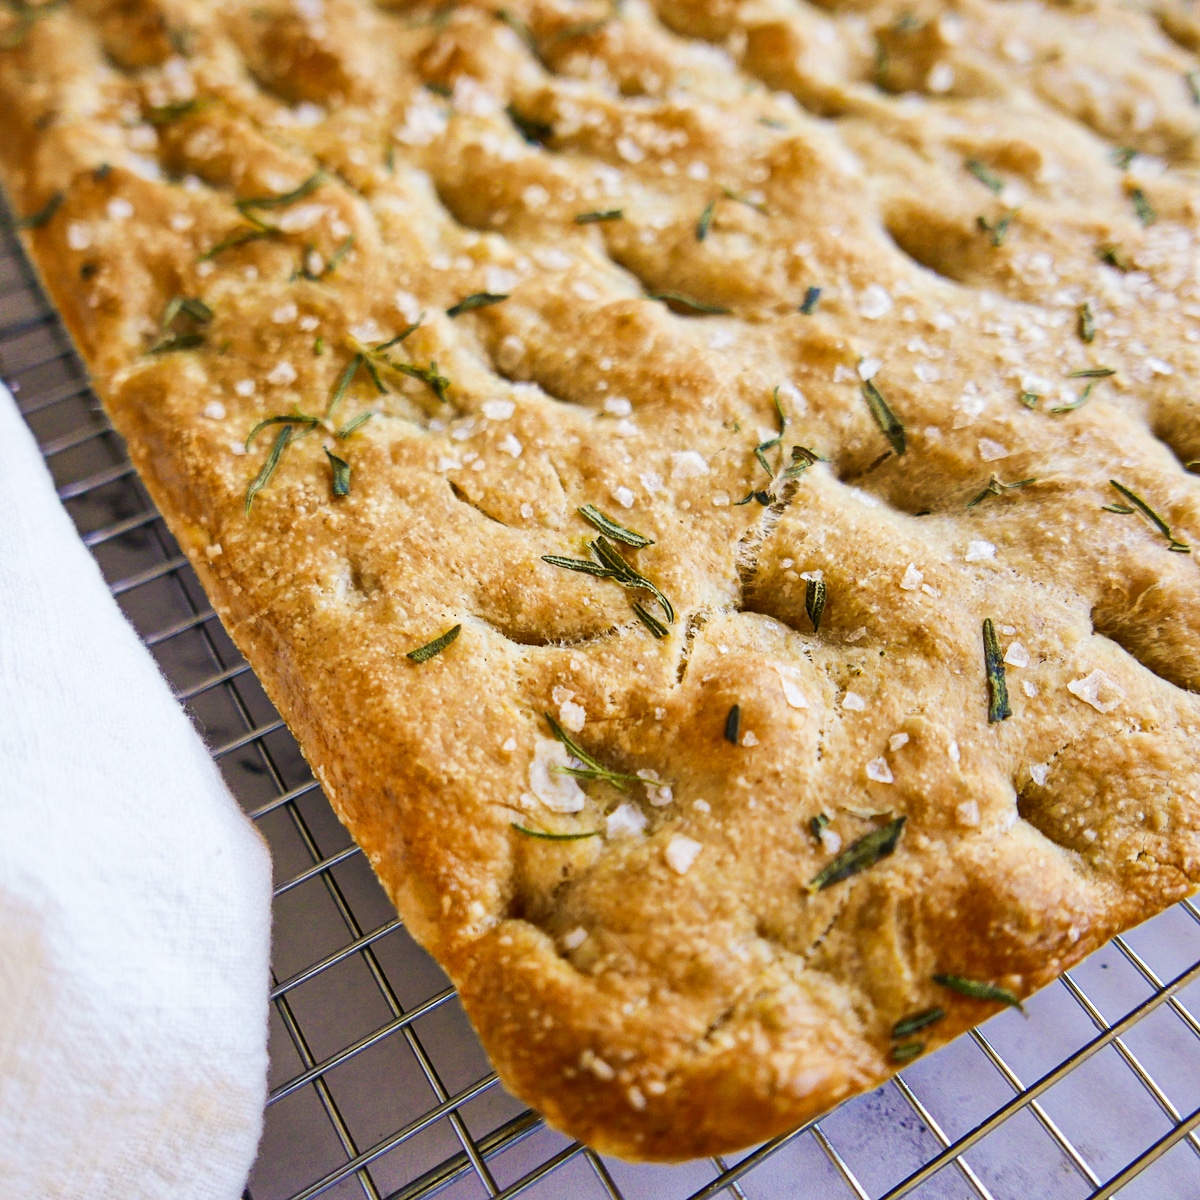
left=4, top=204, right=1200, bottom=1200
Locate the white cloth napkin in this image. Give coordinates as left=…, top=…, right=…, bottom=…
left=0, top=385, right=272, bottom=1199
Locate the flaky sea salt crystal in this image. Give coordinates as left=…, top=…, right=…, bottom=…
left=482, top=399, right=515, bottom=420
left=858, top=284, right=893, bottom=320
left=1004, top=642, right=1030, bottom=668
left=267, top=361, right=297, bottom=385
left=665, top=835, right=702, bottom=875
left=866, top=757, right=893, bottom=784
left=965, top=540, right=996, bottom=562
left=606, top=803, right=647, bottom=838
left=1067, top=669, right=1125, bottom=713
left=499, top=433, right=523, bottom=457
left=613, top=486, right=635, bottom=509
left=1030, top=763, right=1050, bottom=786
left=978, top=438, right=1010, bottom=461
left=957, top=800, right=981, bottom=827
left=843, top=691, right=866, bottom=711
left=900, top=563, right=923, bottom=590
left=203, top=401, right=226, bottom=420
left=561, top=927, right=588, bottom=950
left=670, top=450, right=710, bottom=479
left=529, top=737, right=585, bottom=812
left=889, top=732, right=909, bottom=751
left=774, top=665, right=808, bottom=709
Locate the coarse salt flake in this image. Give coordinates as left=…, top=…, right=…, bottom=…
left=606, top=803, right=647, bottom=838
left=842, top=691, right=866, bottom=711
left=774, top=665, right=808, bottom=709
left=1004, top=642, right=1030, bottom=668
left=741, top=731, right=759, bottom=747
left=978, top=439, right=1010, bottom=461
left=965, top=539, right=996, bottom=562
left=604, top=396, right=633, bottom=416
left=1023, top=680, right=1038, bottom=698
left=665, top=834, right=702, bottom=875
left=67, top=222, right=92, bottom=251
left=889, top=732, right=910, bottom=751
left=106, top=197, right=134, bottom=220
left=529, top=737, right=586, bottom=813
left=1030, top=763, right=1050, bottom=786
left=235, top=379, right=256, bottom=396
left=613, top=486, right=635, bottom=509
left=670, top=450, right=710, bottom=479
left=900, top=563, right=924, bottom=590
left=1067, top=669, right=1125, bottom=713
left=957, top=800, right=981, bottom=827
left=858, top=284, right=893, bottom=320
left=499, top=433, right=523, bottom=457
left=866, top=757, right=893, bottom=783
left=203, top=401, right=226, bottom=420
left=562, top=927, right=588, bottom=950
left=272, top=301, right=298, bottom=324
left=858, top=357, right=882, bottom=380
left=267, top=361, right=297, bottom=385
left=948, top=740, right=961, bottom=763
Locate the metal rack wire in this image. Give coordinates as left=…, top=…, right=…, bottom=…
left=4, top=204, right=1200, bottom=1200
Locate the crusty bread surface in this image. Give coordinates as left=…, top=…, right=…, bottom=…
left=2, top=0, right=1199, bottom=1160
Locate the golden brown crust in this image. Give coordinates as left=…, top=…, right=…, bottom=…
left=3, top=0, right=1200, bottom=1160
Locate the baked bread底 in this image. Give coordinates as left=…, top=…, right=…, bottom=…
left=2, top=0, right=1199, bottom=1161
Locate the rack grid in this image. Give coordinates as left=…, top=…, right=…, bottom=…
left=4, top=204, right=1200, bottom=1200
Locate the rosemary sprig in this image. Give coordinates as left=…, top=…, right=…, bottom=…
left=892, top=1007, right=944, bottom=1039
left=647, top=292, right=731, bottom=315
left=335, top=412, right=372, bottom=439
left=446, top=292, right=509, bottom=317
left=1067, top=367, right=1115, bottom=379
left=982, top=617, right=1011, bottom=723
left=541, top=554, right=615, bottom=578
left=633, top=602, right=669, bottom=638
left=977, top=209, right=1017, bottom=247
left=325, top=448, right=350, bottom=496
left=244, top=424, right=295, bottom=514
left=1108, top=480, right=1190, bottom=552
left=392, top=360, right=451, bottom=402
left=407, top=623, right=462, bottom=662
left=1130, top=187, right=1156, bottom=226
left=150, top=294, right=213, bottom=352
left=589, top=535, right=674, bottom=621
left=511, top=823, right=601, bottom=841
left=575, top=209, right=623, bottom=223
left=1049, top=384, right=1093, bottom=414
left=696, top=200, right=715, bottom=242
left=245, top=412, right=320, bottom=447
left=807, top=817, right=906, bottom=893
left=724, top=704, right=740, bottom=744
left=861, top=380, right=906, bottom=456
left=236, top=171, right=325, bottom=213
left=799, top=285, right=821, bottom=315
left=965, top=158, right=1004, bottom=194
left=544, top=712, right=641, bottom=788
left=1077, top=302, right=1095, bottom=344
left=326, top=353, right=363, bottom=419
left=578, top=504, right=653, bottom=548
left=16, top=190, right=63, bottom=229
left=805, top=578, right=826, bottom=631
left=933, top=973, right=1024, bottom=1011
left=967, top=474, right=1036, bottom=507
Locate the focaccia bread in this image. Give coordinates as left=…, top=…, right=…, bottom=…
left=3, top=0, right=1199, bottom=1161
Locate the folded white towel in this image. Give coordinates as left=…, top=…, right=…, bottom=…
left=0, top=385, right=272, bottom=1199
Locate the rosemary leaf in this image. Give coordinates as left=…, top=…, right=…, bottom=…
left=982, top=617, right=1011, bottom=723
left=1077, top=302, right=1095, bottom=344
left=861, top=380, right=906, bottom=456
left=237, top=171, right=325, bottom=212
left=772, top=384, right=789, bottom=435
left=725, top=704, right=741, bottom=745
left=245, top=413, right=319, bottom=448
left=1049, top=384, right=1093, bottom=414
left=892, top=1041, right=925, bottom=1064
left=590, top=535, right=674, bottom=622
left=244, top=424, right=295, bottom=514
left=545, top=711, right=640, bottom=788
left=1096, top=244, right=1132, bottom=271
left=360, top=352, right=388, bottom=395
left=335, top=412, right=372, bottom=439
left=541, top=554, right=617, bottom=577
left=147, top=97, right=205, bottom=125
left=1067, top=367, right=1115, bottom=378
left=933, top=973, right=1024, bottom=1011
left=892, top=1007, right=945, bottom=1039
left=1111, top=146, right=1137, bottom=170
left=1130, top=186, right=1156, bottom=226
left=722, top=187, right=769, bottom=214
left=511, top=823, right=601, bottom=841
left=373, top=320, right=422, bottom=352
left=965, top=158, right=1004, bottom=194
left=507, top=104, right=553, bottom=145
left=633, top=601, right=669, bottom=638
left=446, top=292, right=509, bottom=317
left=578, top=504, right=653, bottom=547
left=647, top=291, right=732, bottom=315
left=967, top=475, right=1036, bottom=507
left=810, top=812, right=830, bottom=840
left=799, top=285, right=822, bottom=315
left=407, top=623, right=462, bottom=663
left=805, top=578, right=827, bottom=632
left=807, top=816, right=906, bottom=893
left=696, top=200, right=715, bottom=242
left=199, top=226, right=275, bottom=261
left=325, top=354, right=363, bottom=419
left=1109, top=479, right=1189, bottom=551
left=1019, top=391, right=1040, bottom=409
left=977, top=209, right=1017, bottom=247
left=16, top=190, right=63, bottom=229
left=323, top=234, right=354, bottom=276
left=325, top=448, right=350, bottom=496
left=394, top=359, right=451, bottom=402
left=1101, top=503, right=1135, bottom=514
left=575, top=208, right=623, bottom=223
left=148, top=332, right=204, bottom=353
